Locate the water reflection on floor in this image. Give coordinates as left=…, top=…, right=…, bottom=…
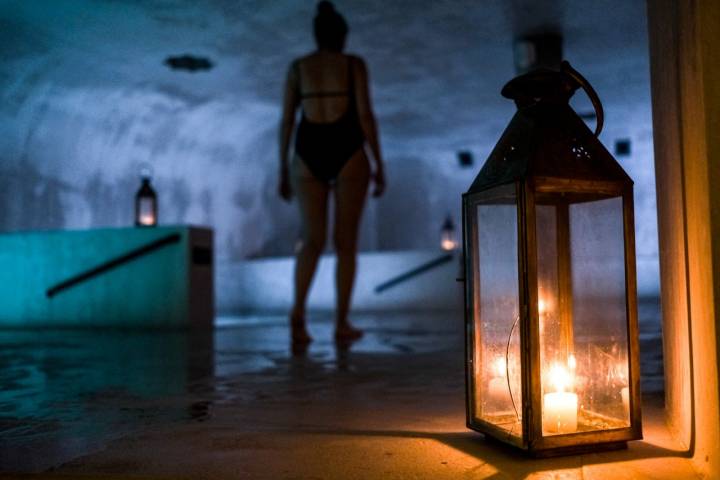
left=0, top=300, right=663, bottom=474
left=0, top=311, right=461, bottom=471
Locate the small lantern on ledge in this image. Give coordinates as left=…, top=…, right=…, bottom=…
left=462, top=61, right=641, bottom=456
left=135, top=174, right=158, bottom=227
left=441, top=215, right=457, bottom=251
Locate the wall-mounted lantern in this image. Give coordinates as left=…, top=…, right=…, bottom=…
left=441, top=215, right=457, bottom=251
left=135, top=176, right=158, bottom=227
left=462, top=61, right=641, bottom=456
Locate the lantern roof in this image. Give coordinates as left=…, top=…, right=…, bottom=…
left=468, top=66, right=633, bottom=194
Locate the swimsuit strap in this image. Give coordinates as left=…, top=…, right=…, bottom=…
left=300, top=91, right=349, bottom=99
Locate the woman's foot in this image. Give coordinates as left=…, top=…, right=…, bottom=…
left=290, top=314, right=313, bottom=345
left=334, top=323, right=363, bottom=342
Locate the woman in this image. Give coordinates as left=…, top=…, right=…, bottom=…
left=278, top=1, right=385, bottom=345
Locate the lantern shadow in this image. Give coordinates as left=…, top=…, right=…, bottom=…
left=298, top=427, right=690, bottom=477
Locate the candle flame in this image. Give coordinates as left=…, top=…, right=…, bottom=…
left=548, top=362, right=573, bottom=392
left=139, top=213, right=155, bottom=226
left=492, top=357, right=506, bottom=378
left=441, top=238, right=457, bottom=251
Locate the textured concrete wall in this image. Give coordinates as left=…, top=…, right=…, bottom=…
left=648, top=0, right=720, bottom=477
left=0, top=1, right=659, bottom=274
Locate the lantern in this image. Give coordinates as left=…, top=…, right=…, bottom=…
left=135, top=176, right=158, bottom=227
left=441, top=215, right=457, bottom=251
left=462, top=61, right=641, bottom=456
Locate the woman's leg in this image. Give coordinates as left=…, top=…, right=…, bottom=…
left=333, top=149, right=370, bottom=338
left=291, top=157, right=330, bottom=342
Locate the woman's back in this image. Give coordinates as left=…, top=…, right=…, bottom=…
left=296, top=51, right=357, bottom=124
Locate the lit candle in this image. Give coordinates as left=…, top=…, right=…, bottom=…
left=441, top=238, right=457, bottom=251
left=543, top=362, right=578, bottom=434
left=139, top=213, right=155, bottom=226
left=440, top=216, right=456, bottom=251
left=544, top=392, right=578, bottom=433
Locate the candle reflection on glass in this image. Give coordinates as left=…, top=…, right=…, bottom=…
left=567, top=354, right=576, bottom=371
left=621, top=386, right=630, bottom=416
left=488, top=357, right=508, bottom=404
left=538, top=297, right=548, bottom=315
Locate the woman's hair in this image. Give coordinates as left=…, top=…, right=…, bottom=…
left=313, top=1, right=348, bottom=51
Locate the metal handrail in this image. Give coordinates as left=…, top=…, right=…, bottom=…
left=374, top=253, right=454, bottom=293
left=46, top=233, right=181, bottom=298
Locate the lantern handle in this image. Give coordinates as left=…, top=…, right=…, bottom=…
left=561, top=61, right=604, bottom=137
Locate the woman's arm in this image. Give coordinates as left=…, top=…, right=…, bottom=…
left=353, top=57, right=385, bottom=196
left=278, top=61, right=300, bottom=200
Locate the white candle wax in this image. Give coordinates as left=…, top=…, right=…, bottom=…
left=543, top=392, right=578, bottom=434
left=621, top=387, right=630, bottom=416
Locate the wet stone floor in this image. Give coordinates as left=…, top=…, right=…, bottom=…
left=0, top=306, right=698, bottom=479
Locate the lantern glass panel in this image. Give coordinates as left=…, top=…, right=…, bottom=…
left=468, top=184, right=522, bottom=439
left=535, top=194, right=630, bottom=436
left=138, top=197, right=156, bottom=226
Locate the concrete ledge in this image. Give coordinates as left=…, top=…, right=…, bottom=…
left=217, top=249, right=465, bottom=313
left=0, top=226, right=213, bottom=327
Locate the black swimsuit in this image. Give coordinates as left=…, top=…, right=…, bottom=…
left=294, top=57, right=365, bottom=183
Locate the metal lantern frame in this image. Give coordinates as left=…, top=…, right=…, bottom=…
left=462, top=62, right=642, bottom=456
